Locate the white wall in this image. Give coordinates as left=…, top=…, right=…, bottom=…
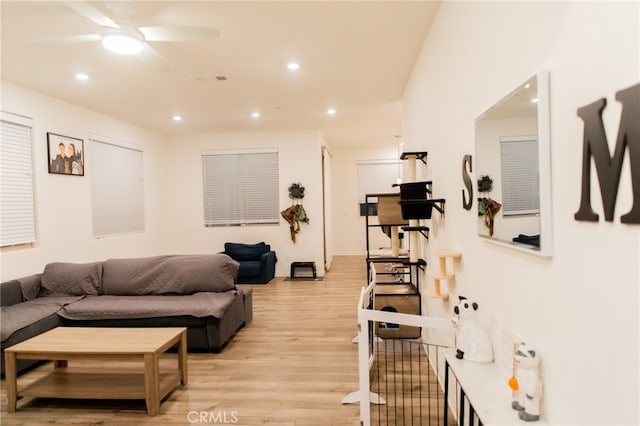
left=0, top=82, right=328, bottom=280
left=0, top=82, right=169, bottom=280
left=403, top=2, right=639, bottom=424
left=163, top=130, right=325, bottom=278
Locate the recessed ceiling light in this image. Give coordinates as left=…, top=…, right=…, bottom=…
left=251, top=112, right=261, bottom=118
left=531, top=97, right=539, bottom=103
left=75, top=73, right=89, bottom=81
left=287, top=62, right=300, bottom=71
left=172, top=115, right=182, bottom=122
left=327, top=108, right=337, bottom=115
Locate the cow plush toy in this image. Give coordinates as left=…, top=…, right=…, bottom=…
left=510, top=342, right=542, bottom=421
left=451, top=296, right=493, bottom=363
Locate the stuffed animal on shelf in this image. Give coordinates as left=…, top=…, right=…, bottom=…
left=509, top=342, right=543, bottom=422
left=451, top=296, right=493, bottom=363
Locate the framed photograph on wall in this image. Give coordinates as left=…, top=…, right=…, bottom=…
left=47, top=132, right=84, bottom=176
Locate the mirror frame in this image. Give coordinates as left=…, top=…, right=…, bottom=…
left=475, top=70, right=553, bottom=257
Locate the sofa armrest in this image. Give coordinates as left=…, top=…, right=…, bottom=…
left=17, top=274, right=42, bottom=301
left=259, top=251, right=277, bottom=283
left=238, top=287, right=253, bottom=325
left=0, top=273, right=41, bottom=306
left=0, top=280, right=23, bottom=307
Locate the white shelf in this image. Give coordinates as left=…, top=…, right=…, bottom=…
left=445, top=349, right=548, bottom=425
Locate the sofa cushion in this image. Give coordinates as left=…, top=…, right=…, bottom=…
left=224, top=242, right=268, bottom=261
left=0, top=296, right=81, bottom=342
left=101, top=254, right=238, bottom=296
left=40, top=262, right=103, bottom=296
left=238, top=260, right=262, bottom=277
left=58, top=292, right=237, bottom=320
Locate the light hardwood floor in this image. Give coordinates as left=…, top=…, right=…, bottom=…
left=1, top=256, right=365, bottom=425
left=0, top=256, right=449, bottom=425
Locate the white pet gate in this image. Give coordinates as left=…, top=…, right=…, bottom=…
left=343, top=266, right=455, bottom=426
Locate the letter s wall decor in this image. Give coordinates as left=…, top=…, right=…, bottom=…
left=462, top=154, right=473, bottom=211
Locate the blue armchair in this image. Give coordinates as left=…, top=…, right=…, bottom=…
left=223, top=242, right=277, bottom=284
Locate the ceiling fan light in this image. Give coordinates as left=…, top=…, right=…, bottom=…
left=102, top=33, right=143, bottom=55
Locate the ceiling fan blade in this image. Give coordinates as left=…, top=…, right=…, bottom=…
left=139, top=26, right=220, bottom=42
left=136, top=43, right=171, bottom=72
left=31, top=34, right=101, bottom=43
left=65, top=1, right=119, bottom=28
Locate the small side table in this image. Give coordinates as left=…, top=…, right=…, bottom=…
left=290, top=262, right=317, bottom=279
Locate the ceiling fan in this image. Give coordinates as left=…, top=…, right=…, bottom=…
left=43, top=1, right=220, bottom=71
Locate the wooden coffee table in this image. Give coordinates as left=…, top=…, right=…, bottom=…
left=4, top=327, right=188, bottom=416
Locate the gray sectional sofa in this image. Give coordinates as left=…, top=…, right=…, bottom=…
left=0, top=254, right=252, bottom=376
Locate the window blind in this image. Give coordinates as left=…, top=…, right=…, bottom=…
left=0, top=114, right=36, bottom=247
left=500, top=137, right=540, bottom=216
left=202, top=150, right=279, bottom=226
left=90, top=138, right=144, bottom=236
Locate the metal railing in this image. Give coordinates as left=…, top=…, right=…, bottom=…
left=371, top=338, right=450, bottom=425
left=343, top=273, right=454, bottom=426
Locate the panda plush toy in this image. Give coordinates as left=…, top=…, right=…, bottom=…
left=451, top=296, right=493, bottom=363
left=510, top=342, right=542, bottom=421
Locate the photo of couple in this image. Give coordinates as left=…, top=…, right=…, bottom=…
left=47, top=133, right=84, bottom=176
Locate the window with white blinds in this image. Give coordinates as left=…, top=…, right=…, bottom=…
left=202, top=149, right=279, bottom=226
left=500, top=136, right=540, bottom=216
left=357, top=160, right=401, bottom=202
left=0, top=113, right=36, bottom=247
left=90, top=138, right=145, bottom=237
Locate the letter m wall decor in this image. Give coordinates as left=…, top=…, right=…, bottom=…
left=574, top=83, right=640, bottom=224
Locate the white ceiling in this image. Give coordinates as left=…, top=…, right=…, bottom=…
left=1, top=1, right=440, bottom=148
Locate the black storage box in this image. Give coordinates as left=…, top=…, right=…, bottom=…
left=399, top=181, right=433, bottom=220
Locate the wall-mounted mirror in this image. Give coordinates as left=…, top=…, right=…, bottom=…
left=475, top=71, right=552, bottom=256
